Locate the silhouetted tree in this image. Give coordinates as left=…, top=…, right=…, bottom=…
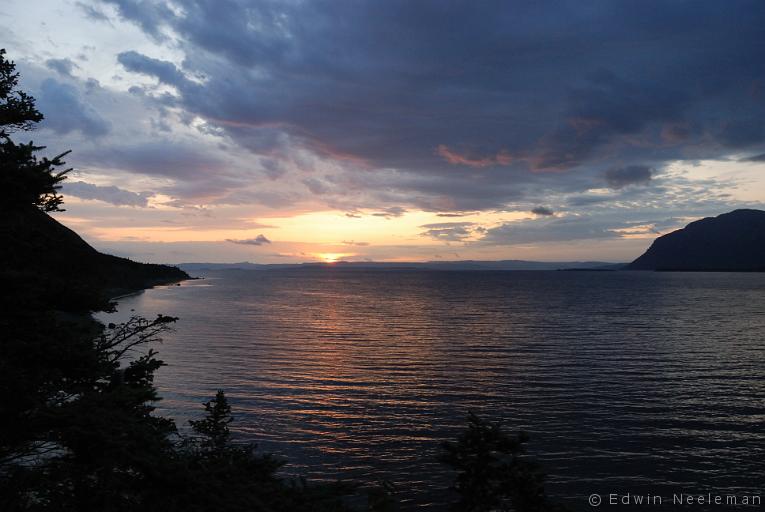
left=441, top=412, right=565, bottom=512
left=0, top=48, right=70, bottom=212
left=147, top=389, right=359, bottom=512
left=0, top=314, right=180, bottom=511
left=190, top=390, right=234, bottom=453
left=0, top=49, right=41, bottom=131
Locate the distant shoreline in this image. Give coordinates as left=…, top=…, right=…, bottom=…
left=108, top=276, right=192, bottom=302
left=177, top=260, right=624, bottom=273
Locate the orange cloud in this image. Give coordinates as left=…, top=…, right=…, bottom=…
left=435, top=145, right=513, bottom=168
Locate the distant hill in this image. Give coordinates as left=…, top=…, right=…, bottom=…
left=627, top=209, right=765, bottom=271
left=0, top=206, right=188, bottom=312
left=179, top=259, right=618, bottom=272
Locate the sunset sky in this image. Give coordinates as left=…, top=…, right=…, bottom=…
left=2, top=0, right=765, bottom=264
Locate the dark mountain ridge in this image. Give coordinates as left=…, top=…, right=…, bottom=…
left=0, top=206, right=188, bottom=311
left=627, top=209, right=765, bottom=271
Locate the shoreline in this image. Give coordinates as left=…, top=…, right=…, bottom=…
left=107, top=275, right=196, bottom=302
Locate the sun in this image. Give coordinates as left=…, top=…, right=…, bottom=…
left=316, top=253, right=351, bottom=263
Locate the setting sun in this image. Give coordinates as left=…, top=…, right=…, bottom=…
left=315, top=252, right=353, bottom=263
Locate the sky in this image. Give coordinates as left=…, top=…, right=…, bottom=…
left=2, top=0, right=765, bottom=264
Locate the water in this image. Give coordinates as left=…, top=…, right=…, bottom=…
left=100, top=269, right=765, bottom=509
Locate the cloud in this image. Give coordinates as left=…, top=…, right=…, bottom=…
left=62, top=181, right=151, bottom=206
left=8, top=0, right=761, bottom=261
left=436, top=212, right=474, bottom=217
left=718, top=119, right=765, bottom=149
left=226, top=234, right=271, bottom=246
left=342, top=240, right=369, bottom=246
left=45, top=58, right=77, bottom=77
left=481, top=216, right=621, bottom=245
left=103, top=1, right=765, bottom=216
left=78, top=139, right=224, bottom=178
left=302, top=177, right=330, bottom=195
left=435, top=145, right=512, bottom=168
left=605, top=165, right=653, bottom=189
left=420, top=222, right=485, bottom=242
left=100, top=0, right=175, bottom=40
left=36, top=78, right=110, bottom=136
left=531, top=206, right=555, bottom=216
left=117, top=50, right=188, bottom=86
left=740, top=152, right=765, bottom=162
left=567, top=194, right=614, bottom=206
left=76, top=2, right=112, bottom=22
left=371, top=206, right=406, bottom=218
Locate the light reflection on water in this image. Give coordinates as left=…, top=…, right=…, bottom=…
left=99, top=269, right=765, bottom=509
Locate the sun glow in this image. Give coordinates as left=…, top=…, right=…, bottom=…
left=316, top=252, right=352, bottom=263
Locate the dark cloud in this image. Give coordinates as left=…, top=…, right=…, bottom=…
left=63, top=180, right=151, bottom=206
left=69, top=137, right=252, bottom=204
left=718, top=119, right=765, bottom=149
left=226, top=234, right=271, bottom=246
left=436, top=145, right=512, bottom=168
left=117, top=50, right=188, bottom=86
left=342, top=240, right=370, bottom=246
left=481, top=216, right=620, bottom=245
left=100, top=0, right=174, bottom=40
left=740, top=153, right=765, bottom=162
left=605, top=166, right=653, bottom=189
left=36, top=78, right=110, bottom=136
left=45, top=58, right=77, bottom=77
left=532, top=71, right=690, bottom=170
left=302, top=177, right=330, bottom=195
left=104, top=0, right=765, bottom=212
left=531, top=206, right=555, bottom=216
left=352, top=167, right=530, bottom=211
left=567, top=194, right=614, bottom=207
left=78, top=140, right=223, bottom=178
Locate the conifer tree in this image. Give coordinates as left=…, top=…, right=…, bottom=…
left=190, top=390, right=234, bottom=453
left=0, top=48, right=70, bottom=212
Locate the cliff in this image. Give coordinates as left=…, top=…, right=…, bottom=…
left=627, top=209, right=765, bottom=271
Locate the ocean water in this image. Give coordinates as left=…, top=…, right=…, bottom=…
left=100, top=269, right=765, bottom=509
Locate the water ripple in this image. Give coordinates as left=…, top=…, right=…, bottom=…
left=100, top=270, right=765, bottom=509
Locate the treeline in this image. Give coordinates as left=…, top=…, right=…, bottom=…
left=0, top=49, right=564, bottom=512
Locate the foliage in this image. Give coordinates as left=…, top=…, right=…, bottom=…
left=0, top=314, right=179, bottom=511
left=440, top=413, right=565, bottom=512
left=166, top=390, right=361, bottom=512
left=0, top=49, right=42, bottom=132
left=0, top=48, right=69, bottom=212
left=189, top=390, right=234, bottom=452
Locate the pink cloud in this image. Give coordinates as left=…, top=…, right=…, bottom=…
left=435, top=145, right=513, bottom=168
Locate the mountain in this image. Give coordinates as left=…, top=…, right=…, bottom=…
left=179, top=259, right=618, bottom=272
left=0, top=206, right=188, bottom=312
left=627, top=209, right=765, bottom=271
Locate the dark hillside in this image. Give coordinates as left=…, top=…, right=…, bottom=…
left=0, top=205, right=188, bottom=311
left=627, top=209, right=765, bottom=271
